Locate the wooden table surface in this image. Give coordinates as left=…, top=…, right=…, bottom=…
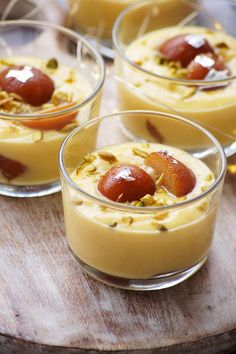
left=0, top=1, right=236, bottom=353
left=0, top=70, right=235, bottom=353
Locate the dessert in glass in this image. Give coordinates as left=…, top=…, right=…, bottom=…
left=59, top=111, right=226, bottom=290
left=113, top=0, right=236, bottom=156
left=67, top=0, right=197, bottom=57
left=0, top=20, right=105, bottom=197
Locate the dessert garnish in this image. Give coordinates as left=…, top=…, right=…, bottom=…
left=98, top=164, right=156, bottom=202
left=160, top=34, right=215, bottom=67
left=46, top=58, right=58, bottom=69
left=0, top=65, right=54, bottom=106
left=159, top=33, right=229, bottom=83
left=0, top=154, right=26, bottom=180
left=145, top=151, right=195, bottom=197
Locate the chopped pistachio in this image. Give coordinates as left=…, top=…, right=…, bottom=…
left=0, top=91, right=8, bottom=99
left=175, top=68, right=188, bottom=79
left=46, top=58, right=58, bottom=69
left=11, top=100, right=22, bottom=108
left=177, top=195, right=187, bottom=202
left=168, top=82, right=178, bottom=92
left=85, top=165, right=97, bottom=174
left=41, top=103, right=55, bottom=111
left=8, top=93, right=23, bottom=101
left=156, top=173, right=164, bottom=187
left=155, top=57, right=168, bottom=65
left=140, top=194, right=156, bottom=206
left=0, top=126, right=20, bottom=138
left=131, top=201, right=145, bottom=207
left=65, top=69, right=77, bottom=83
left=198, top=202, right=208, bottom=212
left=142, top=143, right=150, bottom=149
left=73, top=199, right=83, bottom=206
left=205, top=174, right=213, bottom=182
left=32, top=130, right=43, bottom=142
left=84, top=154, right=96, bottom=163
left=219, top=50, right=235, bottom=61
left=134, top=59, right=143, bottom=66
left=52, top=91, right=72, bottom=105
left=0, top=97, right=13, bottom=106
left=134, top=82, right=142, bottom=88
left=201, top=186, right=208, bottom=192
left=121, top=216, right=134, bottom=226
left=151, top=221, right=168, bottom=232
left=98, top=151, right=117, bottom=164
left=99, top=205, right=108, bottom=212
left=168, top=60, right=181, bottom=69
left=76, top=162, right=88, bottom=175
left=140, top=39, right=147, bottom=46
left=155, top=201, right=166, bottom=207
left=0, top=59, right=12, bottom=66
left=215, top=42, right=229, bottom=49
left=132, top=147, right=149, bottom=158
left=205, top=29, right=214, bottom=34
left=157, top=187, right=167, bottom=195
left=108, top=221, right=118, bottom=228
left=182, top=87, right=197, bottom=99
left=158, top=224, right=168, bottom=232
left=154, top=212, right=169, bottom=221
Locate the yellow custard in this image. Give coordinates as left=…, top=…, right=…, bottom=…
left=67, top=0, right=196, bottom=40
left=62, top=142, right=216, bottom=279
left=116, top=26, right=236, bottom=145
left=0, top=56, right=94, bottom=186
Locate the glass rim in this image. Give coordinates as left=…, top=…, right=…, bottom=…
left=112, top=0, right=236, bottom=86
left=0, top=19, right=106, bottom=120
left=59, top=110, right=227, bottom=214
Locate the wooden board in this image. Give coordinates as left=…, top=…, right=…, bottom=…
left=0, top=72, right=236, bottom=354
left=0, top=158, right=235, bottom=354
left=0, top=1, right=236, bottom=353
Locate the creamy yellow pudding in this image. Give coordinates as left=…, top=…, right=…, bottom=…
left=62, top=142, right=216, bottom=279
left=67, top=0, right=196, bottom=40
left=116, top=26, right=236, bottom=145
left=0, top=56, right=95, bottom=186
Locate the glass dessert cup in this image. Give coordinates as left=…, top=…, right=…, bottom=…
left=59, top=111, right=226, bottom=291
left=113, top=0, right=236, bottom=156
left=0, top=20, right=105, bottom=197
left=66, top=0, right=197, bottom=59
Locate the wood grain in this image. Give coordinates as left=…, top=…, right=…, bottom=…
left=0, top=171, right=235, bottom=354
left=0, top=1, right=236, bottom=353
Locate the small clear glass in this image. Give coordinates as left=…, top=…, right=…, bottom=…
left=113, top=0, right=236, bottom=156
left=0, top=20, right=105, bottom=197
left=66, top=0, right=198, bottom=58
left=59, top=111, right=226, bottom=291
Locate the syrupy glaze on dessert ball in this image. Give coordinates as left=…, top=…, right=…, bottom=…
left=116, top=26, right=236, bottom=145
left=67, top=0, right=196, bottom=40
left=62, top=142, right=216, bottom=279
left=0, top=56, right=94, bottom=186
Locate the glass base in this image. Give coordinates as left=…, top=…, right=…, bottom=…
left=0, top=180, right=61, bottom=198
left=72, top=250, right=208, bottom=291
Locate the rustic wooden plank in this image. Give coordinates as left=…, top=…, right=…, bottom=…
left=0, top=1, right=236, bottom=353
left=0, top=160, right=235, bottom=353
